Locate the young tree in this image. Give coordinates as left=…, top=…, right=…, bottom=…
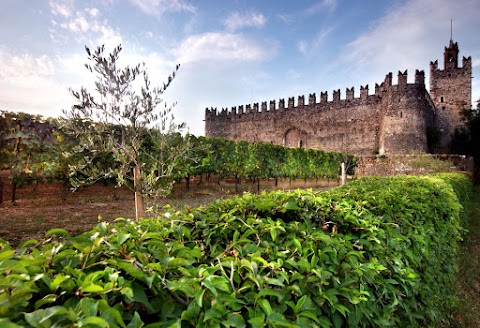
left=62, top=44, right=186, bottom=220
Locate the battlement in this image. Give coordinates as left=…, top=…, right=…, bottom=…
left=205, top=69, right=427, bottom=118
left=430, top=56, right=472, bottom=71
left=463, top=56, right=472, bottom=67
left=205, top=39, right=471, bottom=157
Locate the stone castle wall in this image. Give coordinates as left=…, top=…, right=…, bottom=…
left=205, top=40, right=471, bottom=156
left=205, top=70, right=434, bottom=156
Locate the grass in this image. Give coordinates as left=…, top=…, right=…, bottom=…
left=452, top=187, right=480, bottom=327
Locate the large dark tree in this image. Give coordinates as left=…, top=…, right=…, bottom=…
left=451, top=98, right=480, bottom=183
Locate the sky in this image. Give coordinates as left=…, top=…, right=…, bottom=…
left=1, top=0, right=479, bottom=136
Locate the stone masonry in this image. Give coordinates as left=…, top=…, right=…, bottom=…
left=430, top=40, right=472, bottom=152
left=205, top=40, right=472, bottom=156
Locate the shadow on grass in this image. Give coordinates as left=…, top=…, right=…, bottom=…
left=446, top=187, right=480, bottom=327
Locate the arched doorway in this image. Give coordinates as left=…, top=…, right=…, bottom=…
left=284, top=128, right=305, bottom=148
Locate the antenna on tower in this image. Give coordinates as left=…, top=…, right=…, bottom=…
left=450, top=19, right=453, bottom=41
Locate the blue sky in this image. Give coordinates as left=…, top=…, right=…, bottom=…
left=1, top=0, right=479, bottom=136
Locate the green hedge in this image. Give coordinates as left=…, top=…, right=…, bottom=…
left=0, top=173, right=473, bottom=327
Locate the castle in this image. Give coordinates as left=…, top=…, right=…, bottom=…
left=204, top=39, right=472, bottom=156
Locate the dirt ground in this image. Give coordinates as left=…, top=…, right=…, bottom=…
left=0, top=170, right=339, bottom=246
left=0, top=173, right=135, bottom=246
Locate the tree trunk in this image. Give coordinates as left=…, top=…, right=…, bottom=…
left=474, top=159, right=480, bottom=185
left=113, top=188, right=119, bottom=201
left=134, top=165, right=145, bottom=221
left=341, top=162, right=347, bottom=186
left=257, top=177, right=260, bottom=192
left=235, top=174, right=239, bottom=193
left=11, top=181, right=16, bottom=205
left=0, top=175, right=3, bottom=205
left=186, top=174, right=190, bottom=191
left=61, top=180, right=68, bottom=203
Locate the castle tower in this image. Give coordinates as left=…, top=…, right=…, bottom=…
left=379, top=70, right=433, bottom=155
left=430, top=39, right=472, bottom=153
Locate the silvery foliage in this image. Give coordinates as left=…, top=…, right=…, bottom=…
left=62, top=44, right=189, bottom=197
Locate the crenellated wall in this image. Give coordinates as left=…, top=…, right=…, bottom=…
left=205, top=39, right=471, bottom=156
left=205, top=70, right=433, bottom=156
left=379, top=70, right=434, bottom=155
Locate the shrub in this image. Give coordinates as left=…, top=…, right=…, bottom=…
left=0, top=174, right=473, bottom=327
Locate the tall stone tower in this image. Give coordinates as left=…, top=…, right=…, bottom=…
left=430, top=39, right=472, bottom=152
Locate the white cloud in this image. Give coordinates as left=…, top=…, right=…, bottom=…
left=144, top=31, right=154, bottom=39
left=0, top=45, right=175, bottom=119
left=0, top=76, right=67, bottom=116
left=0, top=50, right=55, bottom=80
left=49, top=4, right=123, bottom=49
left=128, top=0, right=195, bottom=17
left=86, top=8, right=100, bottom=17
left=92, top=24, right=123, bottom=48
left=61, top=13, right=90, bottom=33
left=305, top=0, right=339, bottom=16
left=174, top=32, right=273, bottom=64
left=0, top=49, right=72, bottom=116
left=298, top=40, right=307, bottom=55
left=277, top=13, right=293, bottom=25
left=223, top=11, right=267, bottom=32
left=297, top=27, right=334, bottom=56
left=49, top=0, right=74, bottom=18
left=163, top=62, right=274, bottom=136
left=339, top=0, right=480, bottom=92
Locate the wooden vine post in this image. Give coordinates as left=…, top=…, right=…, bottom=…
left=133, top=165, right=144, bottom=220
left=341, top=162, right=347, bottom=186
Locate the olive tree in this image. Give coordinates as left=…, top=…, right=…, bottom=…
left=63, top=44, right=188, bottom=220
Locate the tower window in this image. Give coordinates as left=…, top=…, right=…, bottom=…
left=440, top=96, right=444, bottom=103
